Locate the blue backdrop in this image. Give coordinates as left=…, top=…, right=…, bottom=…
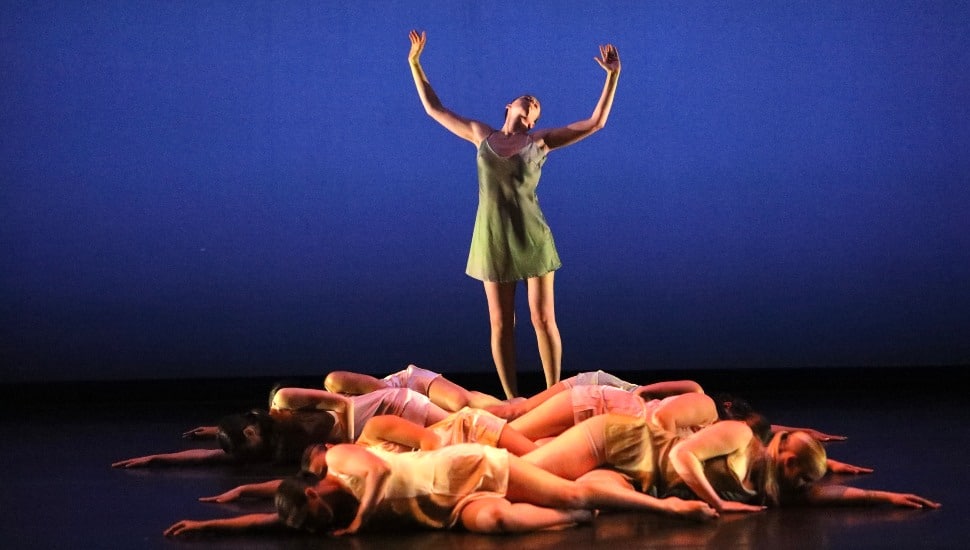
left=3, top=1, right=968, bottom=382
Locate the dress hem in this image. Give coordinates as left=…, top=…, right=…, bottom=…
left=465, top=263, right=562, bottom=283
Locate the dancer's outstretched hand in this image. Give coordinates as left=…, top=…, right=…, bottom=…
left=182, top=425, right=218, bottom=439
left=111, top=454, right=156, bottom=468
left=199, top=487, right=243, bottom=503
left=595, top=44, right=621, bottom=73
left=827, top=458, right=873, bottom=475
left=408, top=29, right=426, bottom=64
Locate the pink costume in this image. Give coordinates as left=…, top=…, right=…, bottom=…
left=569, top=384, right=647, bottom=424
left=380, top=364, right=441, bottom=395
left=271, top=387, right=447, bottom=442
left=560, top=370, right=639, bottom=392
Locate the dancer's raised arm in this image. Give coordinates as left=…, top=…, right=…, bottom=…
left=408, top=29, right=491, bottom=145
left=534, top=43, right=621, bottom=150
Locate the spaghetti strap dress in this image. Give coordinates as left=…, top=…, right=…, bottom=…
left=465, top=133, right=562, bottom=282
left=329, top=443, right=511, bottom=530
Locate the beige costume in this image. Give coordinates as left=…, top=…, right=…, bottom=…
left=329, top=443, right=510, bottom=529
left=357, top=407, right=507, bottom=453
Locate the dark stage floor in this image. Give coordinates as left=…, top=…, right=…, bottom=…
left=1, top=366, right=966, bottom=549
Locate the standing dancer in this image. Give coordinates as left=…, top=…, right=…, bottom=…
left=407, top=29, right=621, bottom=398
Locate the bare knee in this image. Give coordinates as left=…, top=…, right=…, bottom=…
left=488, top=305, right=515, bottom=333
left=529, top=310, right=556, bottom=332
left=490, top=316, right=514, bottom=334
left=322, top=372, right=339, bottom=392
left=460, top=500, right=513, bottom=534
left=547, top=484, right=588, bottom=509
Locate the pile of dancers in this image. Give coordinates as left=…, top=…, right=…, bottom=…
left=112, top=365, right=939, bottom=537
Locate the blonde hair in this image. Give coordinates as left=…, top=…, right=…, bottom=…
left=762, top=430, right=827, bottom=506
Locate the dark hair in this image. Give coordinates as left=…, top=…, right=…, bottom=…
left=742, top=412, right=773, bottom=443
left=713, top=393, right=772, bottom=443
left=273, top=409, right=338, bottom=464
left=713, top=393, right=755, bottom=420
left=300, top=443, right=328, bottom=472
left=276, top=470, right=357, bottom=533
left=218, top=410, right=338, bottom=465
left=216, top=409, right=275, bottom=461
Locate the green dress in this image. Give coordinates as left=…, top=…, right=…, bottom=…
left=465, top=133, right=562, bottom=282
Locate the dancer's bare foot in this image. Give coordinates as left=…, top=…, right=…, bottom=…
left=664, top=497, right=720, bottom=522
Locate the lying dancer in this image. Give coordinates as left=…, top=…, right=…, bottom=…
left=485, top=370, right=704, bottom=421
left=521, top=414, right=939, bottom=513
left=112, top=387, right=450, bottom=467
left=189, top=408, right=539, bottom=505
left=508, top=383, right=718, bottom=442
left=165, top=441, right=717, bottom=537
left=324, top=363, right=508, bottom=412
left=488, top=369, right=848, bottom=443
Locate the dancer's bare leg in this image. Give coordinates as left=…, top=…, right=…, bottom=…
left=486, top=380, right=571, bottom=420
left=427, top=376, right=505, bottom=411
left=521, top=414, right=608, bottom=480
left=323, top=371, right=386, bottom=394
left=485, top=281, right=518, bottom=399
left=528, top=272, right=561, bottom=389
left=496, top=424, right=539, bottom=456
left=508, top=389, right=577, bottom=440
left=459, top=497, right=593, bottom=533
left=506, top=455, right=718, bottom=521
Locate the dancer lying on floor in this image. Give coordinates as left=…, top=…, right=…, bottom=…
left=509, top=382, right=718, bottom=441
left=174, top=363, right=508, bottom=443
left=111, top=386, right=451, bottom=467
left=164, top=440, right=717, bottom=537
left=323, top=363, right=509, bottom=411
left=504, top=382, right=869, bottom=475
left=520, top=413, right=939, bottom=513
left=484, top=369, right=705, bottom=420
left=184, top=408, right=540, bottom=505
left=489, top=369, right=849, bottom=443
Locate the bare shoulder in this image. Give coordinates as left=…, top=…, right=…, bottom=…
left=470, top=121, right=496, bottom=145
left=525, top=129, right=555, bottom=152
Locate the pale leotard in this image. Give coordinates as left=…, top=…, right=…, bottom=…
left=357, top=407, right=508, bottom=453
left=329, top=443, right=511, bottom=529
left=271, top=387, right=448, bottom=442
left=380, top=364, right=441, bottom=395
